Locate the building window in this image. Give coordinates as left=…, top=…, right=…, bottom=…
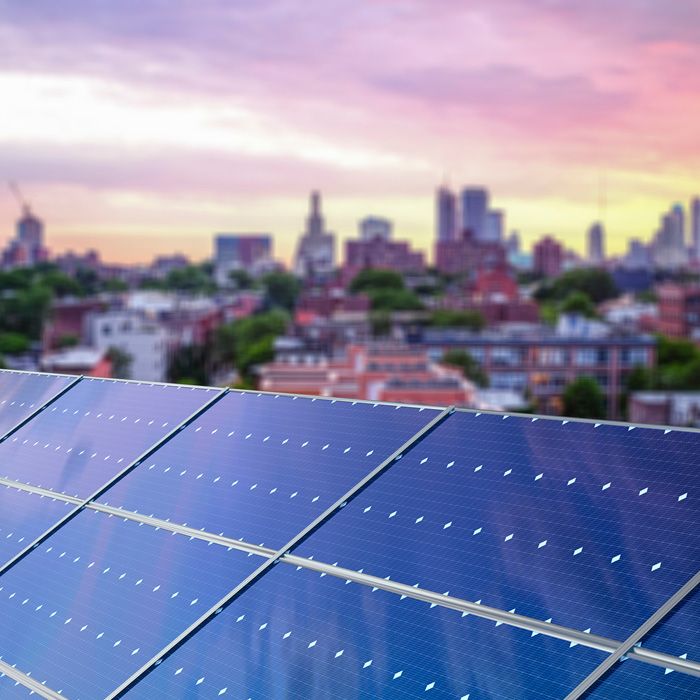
left=538, top=348, right=566, bottom=366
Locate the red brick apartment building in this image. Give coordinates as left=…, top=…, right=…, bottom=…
left=656, top=283, right=700, bottom=339
left=258, top=344, right=475, bottom=406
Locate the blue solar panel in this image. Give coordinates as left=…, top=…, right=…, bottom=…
left=296, top=411, right=700, bottom=642
left=0, top=370, right=73, bottom=437
left=585, top=657, right=700, bottom=699
left=124, top=561, right=608, bottom=700
left=0, top=485, right=74, bottom=566
left=0, top=675, right=36, bottom=699
left=0, top=378, right=217, bottom=498
left=0, top=508, right=262, bottom=699
left=98, top=393, right=438, bottom=548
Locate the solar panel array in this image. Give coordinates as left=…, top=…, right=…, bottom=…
left=0, top=369, right=697, bottom=699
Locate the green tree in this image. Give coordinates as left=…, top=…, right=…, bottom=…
left=536, top=268, right=618, bottom=304
left=228, top=269, right=255, bottom=290
left=563, top=376, right=606, bottom=419
left=0, top=332, right=30, bottom=355
left=370, top=310, right=392, bottom=337
left=442, top=349, right=489, bottom=388
left=350, top=269, right=404, bottom=293
left=429, top=309, right=485, bottom=331
left=106, top=346, right=133, bottom=380
left=368, top=288, right=423, bottom=312
left=168, top=344, right=209, bottom=385
left=164, top=265, right=216, bottom=294
left=559, top=291, right=597, bottom=318
left=261, top=272, right=301, bottom=312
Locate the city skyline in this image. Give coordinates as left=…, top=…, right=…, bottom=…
left=1, top=1, right=699, bottom=263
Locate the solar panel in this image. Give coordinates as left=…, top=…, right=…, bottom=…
left=0, top=485, right=74, bottom=564
left=0, top=509, right=263, bottom=698
left=98, top=393, right=439, bottom=548
left=0, top=374, right=696, bottom=699
left=122, top=562, right=609, bottom=700
left=0, top=378, right=218, bottom=498
left=0, top=370, right=74, bottom=437
left=295, top=410, right=699, bottom=642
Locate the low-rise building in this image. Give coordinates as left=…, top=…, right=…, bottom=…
left=41, top=347, right=112, bottom=377
left=258, top=344, right=475, bottom=406
left=656, top=283, right=700, bottom=339
left=435, top=230, right=506, bottom=277
left=86, top=310, right=169, bottom=382
left=407, top=320, right=656, bottom=418
left=629, top=392, right=700, bottom=427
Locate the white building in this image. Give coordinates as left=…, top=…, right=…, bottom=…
left=86, top=310, right=169, bottom=382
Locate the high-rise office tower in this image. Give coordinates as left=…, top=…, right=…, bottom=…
left=436, top=187, right=456, bottom=242
left=691, top=197, right=700, bottom=259
left=460, top=187, right=489, bottom=240
left=294, top=191, right=336, bottom=278
left=670, top=203, right=685, bottom=250
left=484, top=209, right=504, bottom=243
left=506, top=230, right=521, bottom=256
left=587, top=222, right=605, bottom=264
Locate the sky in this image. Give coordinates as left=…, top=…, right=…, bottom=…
left=0, top=0, right=699, bottom=264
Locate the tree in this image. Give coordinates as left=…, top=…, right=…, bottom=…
left=442, top=349, right=489, bottom=388
left=559, top=291, right=596, bottom=318
left=370, top=310, right=392, bottom=338
left=536, top=268, right=618, bottom=304
left=0, top=332, right=30, bottom=355
left=261, top=272, right=301, bottom=312
left=164, top=265, right=216, bottom=295
left=350, top=269, right=404, bottom=293
left=228, top=269, right=255, bottom=290
left=168, top=344, right=209, bottom=385
left=563, top=376, right=606, bottom=419
left=368, top=288, right=423, bottom=312
left=429, top=309, right=485, bottom=331
left=106, top=346, right=133, bottom=380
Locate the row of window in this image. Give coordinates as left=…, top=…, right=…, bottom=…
left=462, top=347, right=650, bottom=368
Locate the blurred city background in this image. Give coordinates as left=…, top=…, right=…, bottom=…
left=1, top=1, right=699, bottom=427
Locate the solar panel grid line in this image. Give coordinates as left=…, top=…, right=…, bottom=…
left=454, top=405, right=700, bottom=435
left=566, top=569, right=700, bottom=699
left=105, top=404, right=455, bottom=699
left=2, top=474, right=699, bottom=679
left=0, top=386, right=229, bottom=579
left=0, top=374, right=84, bottom=447
left=0, top=659, right=62, bottom=700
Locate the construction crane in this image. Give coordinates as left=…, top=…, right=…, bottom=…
left=8, top=181, right=31, bottom=215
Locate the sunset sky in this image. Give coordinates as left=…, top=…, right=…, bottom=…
left=1, top=0, right=699, bottom=264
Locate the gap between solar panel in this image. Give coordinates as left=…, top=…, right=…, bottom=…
left=0, top=658, right=65, bottom=700
left=104, top=404, right=455, bottom=699
left=0, top=387, right=229, bottom=580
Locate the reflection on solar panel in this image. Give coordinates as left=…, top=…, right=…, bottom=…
left=0, top=370, right=697, bottom=699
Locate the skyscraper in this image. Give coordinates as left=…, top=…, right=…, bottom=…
left=359, top=216, right=392, bottom=241
left=691, top=197, right=700, bottom=259
left=294, top=191, right=336, bottom=278
left=436, top=187, right=456, bottom=242
left=587, top=222, right=605, bottom=264
left=460, top=187, right=489, bottom=240
left=484, top=209, right=504, bottom=243
left=670, top=203, right=685, bottom=249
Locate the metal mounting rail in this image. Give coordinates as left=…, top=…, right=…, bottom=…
left=0, top=659, right=64, bottom=700
left=0, top=387, right=228, bottom=578
left=1, top=475, right=698, bottom=680
left=565, top=570, right=700, bottom=699
left=106, top=405, right=456, bottom=698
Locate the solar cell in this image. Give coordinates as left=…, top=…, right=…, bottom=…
left=584, top=655, right=700, bottom=699
left=123, top=561, right=609, bottom=700
left=0, top=674, right=39, bottom=699
left=0, top=378, right=218, bottom=497
left=98, top=393, right=439, bottom=548
left=296, top=410, right=700, bottom=642
left=0, top=370, right=75, bottom=438
left=0, top=485, right=75, bottom=566
left=0, top=508, right=263, bottom=699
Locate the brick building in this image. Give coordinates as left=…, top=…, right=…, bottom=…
left=656, top=283, right=700, bottom=339
left=258, top=344, right=475, bottom=406
left=409, top=325, right=656, bottom=418
left=533, top=236, right=563, bottom=278
left=435, top=230, right=507, bottom=277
